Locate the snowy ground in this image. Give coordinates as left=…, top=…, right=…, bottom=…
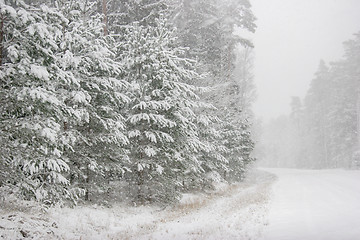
left=3, top=168, right=359, bottom=240
left=261, top=168, right=360, bottom=240
left=0, top=169, right=275, bottom=240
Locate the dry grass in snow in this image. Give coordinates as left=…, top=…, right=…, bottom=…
left=0, top=169, right=276, bottom=240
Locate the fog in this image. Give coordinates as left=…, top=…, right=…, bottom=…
left=249, top=0, right=360, bottom=169
left=1, top=1, right=360, bottom=239
left=251, top=0, right=360, bottom=122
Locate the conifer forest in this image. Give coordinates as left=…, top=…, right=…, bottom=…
left=0, top=0, right=257, bottom=206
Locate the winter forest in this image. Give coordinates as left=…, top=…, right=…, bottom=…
left=1, top=0, right=257, bottom=205
left=0, top=0, right=360, bottom=239
left=257, top=34, right=360, bottom=169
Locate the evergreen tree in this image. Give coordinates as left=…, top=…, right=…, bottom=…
left=102, top=0, right=169, bottom=34
left=0, top=0, right=129, bottom=204
left=170, top=0, right=257, bottom=182
left=328, top=33, right=360, bottom=167
left=57, top=0, right=130, bottom=201
left=260, top=33, right=360, bottom=169
left=222, top=118, right=255, bottom=182
left=232, top=47, right=257, bottom=117
left=171, top=0, right=256, bottom=79
left=303, top=60, right=332, bottom=168
left=119, top=19, right=212, bottom=204
left=0, top=0, right=82, bottom=204
left=0, top=0, right=259, bottom=206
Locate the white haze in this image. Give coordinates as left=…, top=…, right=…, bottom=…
left=251, top=0, right=360, bottom=122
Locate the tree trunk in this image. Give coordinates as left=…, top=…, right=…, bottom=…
left=357, top=93, right=360, bottom=150
left=0, top=13, right=4, bottom=66
left=320, top=104, right=329, bottom=168
left=102, top=0, right=108, bottom=36
left=137, top=169, right=144, bottom=204
left=85, top=165, right=90, bottom=201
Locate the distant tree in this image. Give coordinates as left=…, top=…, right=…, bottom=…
left=290, top=96, right=302, bottom=128
left=258, top=116, right=294, bottom=167
left=171, top=0, right=256, bottom=80
left=327, top=33, right=360, bottom=167
left=235, top=47, right=256, bottom=117
left=263, top=32, right=360, bottom=169
left=303, top=60, right=332, bottom=168
left=301, top=34, right=360, bottom=168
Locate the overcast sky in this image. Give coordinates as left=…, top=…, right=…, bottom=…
left=250, top=0, right=360, bottom=122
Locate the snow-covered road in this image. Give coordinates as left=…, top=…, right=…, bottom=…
left=261, top=168, right=360, bottom=240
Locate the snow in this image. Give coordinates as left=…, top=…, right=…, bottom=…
left=0, top=170, right=275, bottom=240
left=156, top=164, right=164, bottom=174
left=53, top=148, right=62, bottom=157
left=145, top=131, right=157, bottom=143
left=129, top=130, right=141, bottom=138
left=19, top=87, right=61, bottom=106
left=41, top=127, right=57, bottom=143
left=138, top=173, right=273, bottom=240
left=261, top=168, right=360, bottom=240
left=71, top=91, right=91, bottom=104
left=1, top=3, right=17, bottom=18
left=2, top=168, right=359, bottom=239
left=144, top=146, right=157, bottom=157
left=30, top=65, right=50, bottom=81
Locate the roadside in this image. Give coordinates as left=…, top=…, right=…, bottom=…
left=0, top=169, right=276, bottom=240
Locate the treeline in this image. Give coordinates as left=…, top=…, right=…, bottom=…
left=0, top=0, right=257, bottom=206
left=258, top=32, right=360, bottom=169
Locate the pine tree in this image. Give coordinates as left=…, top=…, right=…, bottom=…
left=272, top=32, right=360, bottom=169
left=53, top=0, right=130, bottom=201
left=0, top=0, right=129, bottom=204
left=170, top=0, right=257, bottom=183
left=303, top=60, right=332, bottom=168
left=103, top=0, right=169, bottom=34
left=328, top=33, right=360, bottom=167
left=233, top=47, right=256, bottom=116
left=171, top=0, right=256, bottom=79
left=221, top=118, right=255, bottom=182
left=0, top=1, right=81, bottom=204
left=119, top=19, right=214, bottom=204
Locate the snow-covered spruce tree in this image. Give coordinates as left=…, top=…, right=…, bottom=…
left=192, top=107, right=254, bottom=188
left=0, top=1, right=129, bottom=205
left=119, top=20, right=212, bottom=204
left=0, top=1, right=81, bottom=204
left=169, top=0, right=257, bottom=184
left=221, top=118, right=255, bottom=182
left=106, top=0, right=168, bottom=28
left=189, top=113, right=228, bottom=190
left=51, top=0, right=130, bottom=202
left=171, top=0, right=256, bottom=80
